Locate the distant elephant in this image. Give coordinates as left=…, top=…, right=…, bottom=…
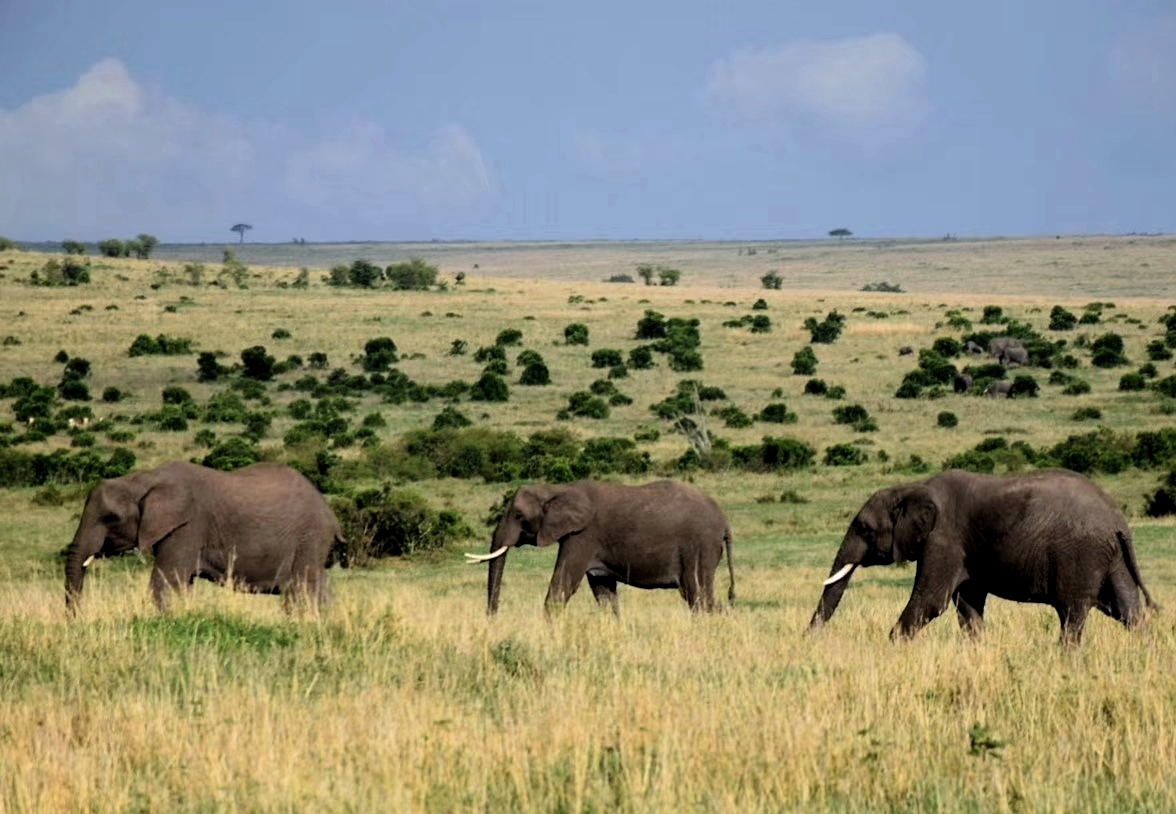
left=987, top=379, right=1012, bottom=397
left=953, top=374, right=973, bottom=393
left=810, top=469, right=1157, bottom=643
left=467, top=480, right=734, bottom=614
left=964, top=340, right=985, bottom=355
left=988, top=337, right=1023, bottom=358
left=65, top=461, right=342, bottom=613
left=999, top=346, right=1030, bottom=366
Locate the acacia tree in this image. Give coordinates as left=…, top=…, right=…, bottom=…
left=231, top=223, right=253, bottom=244
left=828, top=228, right=853, bottom=239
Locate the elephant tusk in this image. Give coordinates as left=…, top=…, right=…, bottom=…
left=82, top=555, right=95, bottom=568
left=464, top=546, right=508, bottom=563
left=822, top=563, right=855, bottom=586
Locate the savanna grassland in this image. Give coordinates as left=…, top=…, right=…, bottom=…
left=2, top=235, right=1176, bottom=812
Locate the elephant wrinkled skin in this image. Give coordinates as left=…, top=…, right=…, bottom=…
left=65, top=461, right=342, bottom=613
left=810, top=469, right=1157, bottom=644
left=472, top=479, right=734, bottom=615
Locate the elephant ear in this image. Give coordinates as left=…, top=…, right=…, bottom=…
left=136, top=478, right=192, bottom=552
left=538, top=487, right=593, bottom=547
left=891, top=487, right=937, bottom=563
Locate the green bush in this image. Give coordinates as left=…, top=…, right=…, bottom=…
left=32, top=257, right=90, bottom=286
left=715, top=405, right=754, bottom=428
left=519, top=360, right=551, bottom=386
left=1062, top=379, right=1092, bottom=396
left=1049, top=306, right=1077, bottom=330
left=495, top=328, right=523, bottom=347
left=628, top=346, right=655, bottom=370
left=331, top=485, right=472, bottom=563
left=433, top=406, right=472, bottom=430
left=471, top=373, right=509, bottom=402
left=98, top=239, right=124, bottom=258
left=1071, top=407, right=1102, bottom=421
left=565, top=391, right=609, bottom=419
left=564, top=323, right=589, bottom=346
left=733, top=436, right=815, bottom=472
left=980, top=305, right=1005, bottom=324
left=473, top=345, right=506, bottom=364
left=128, top=334, right=194, bottom=357
left=803, top=379, right=828, bottom=396
left=272, top=328, right=291, bottom=340
left=804, top=311, right=846, bottom=344
left=1146, top=340, right=1172, bottom=361
left=385, top=258, right=438, bottom=290
left=931, top=337, right=962, bottom=357
left=1119, top=373, right=1147, bottom=392
left=101, top=386, right=123, bottom=403
left=943, top=450, right=996, bottom=473
left=1153, top=376, right=1176, bottom=399
left=791, top=346, right=818, bottom=375
left=1090, top=333, right=1128, bottom=368
left=1008, top=375, right=1040, bottom=398
left=204, top=391, right=248, bottom=423
left=201, top=438, right=262, bottom=471
left=197, top=351, right=228, bottom=382
left=1047, top=429, right=1132, bottom=474
left=161, top=386, right=193, bottom=406
left=0, top=447, right=135, bottom=487
left=240, top=346, right=276, bottom=381
left=591, top=349, right=624, bottom=368
left=360, top=337, right=399, bottom=372
left=824, top=443, right=867, bottom=466
left=937, top=411, right=959, bottom=428
left=1132, top=428, right=1176, bottom=469
left=757, top=403, right=797, bottom=424
left=832, top=404, right=870, bottom=425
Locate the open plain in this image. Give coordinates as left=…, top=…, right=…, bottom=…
left=2, top=235, right=1176, bottom=812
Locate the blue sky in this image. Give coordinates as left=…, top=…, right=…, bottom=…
left=1, top=0, right=1173, bottom=242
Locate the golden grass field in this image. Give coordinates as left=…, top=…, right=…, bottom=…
left=2, top=235, right=1176, bottom=812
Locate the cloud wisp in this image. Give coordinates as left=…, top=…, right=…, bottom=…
left=702, top=33, right=928, bottom=130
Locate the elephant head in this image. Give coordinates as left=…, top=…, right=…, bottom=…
left=809, top=484, right=937, bottom=628
left=465, top=484, right=593, bottom=615
left=64, top=472, right=191, bottom=613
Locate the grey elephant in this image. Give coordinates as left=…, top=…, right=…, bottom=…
left=65, top=461, right=342, bottom=613
left=965, top=340, right=985, bottom=355
left=953, top=373, right=973, bottom=393
left=467, top=479, right=734, bottom=614
left=987, top=379, right=1012, bottom=397
left=988, top=337, right=1023, bottom=357
left=810, top=469, right=1157, bottom=643
left=999, top=346, right=1030, bottom=366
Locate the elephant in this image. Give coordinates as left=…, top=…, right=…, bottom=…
left=64, top=461, right=342, bottom=613
left=467, top=479, right=734, bottom=615
left=953, top=373, right=973, bottom=393
left=987, top=379, right=1012, bottom=397
left=999, top=346, right=1030, bottom=367
left=809, top=469, right=1158, bottom=643
left=965, top=340, right=985, bottom=355
left=988, top=337, right=1023, bottom=358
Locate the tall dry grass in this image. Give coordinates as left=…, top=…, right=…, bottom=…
left=2, top=237, right=1176, bottom=811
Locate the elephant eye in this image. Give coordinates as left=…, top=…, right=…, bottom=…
left=102, top=512, right=120, bottom=524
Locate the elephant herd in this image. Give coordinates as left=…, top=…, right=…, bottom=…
left=64, top=461, right=1158, bottom=645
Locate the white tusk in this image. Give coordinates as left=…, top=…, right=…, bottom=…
left=822, top=563, right=855, bottom=586
left=464, top=546, right=508, bottom=563
left=82, top=555, right=95, bottom=568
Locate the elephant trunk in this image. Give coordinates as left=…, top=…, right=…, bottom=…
left=485, top=517, right=518, bottom=616
left=809, top=535, right=867, bottom=629
left=64, top=521, right=103, bottom=614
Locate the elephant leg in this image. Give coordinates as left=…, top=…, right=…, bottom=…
left=952, top=581, right=988, bottom=636
left=891, top=554, right=962, bottom=640
left=149, top=546, right=198, bottom=612
left=544, top=546, right=590, bottom=613
left=1097, top=566, right=1143, bottom=628
left=587, top=574, right=619, bottom=615
left=1056, top=601, right=1093, bottom=645
left=283, top=566, right=329, bottom=615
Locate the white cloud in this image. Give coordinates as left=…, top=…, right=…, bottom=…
left=702, top=33, right=928, bottom=128
left=563, top=126, right=643, bottom=181
left=0, top=59, right=495, bottom=240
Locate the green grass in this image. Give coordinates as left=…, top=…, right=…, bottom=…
left=2, top=237, right=1176, bottom=811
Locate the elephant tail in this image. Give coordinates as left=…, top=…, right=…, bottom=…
left=1118, top=530, right=1159, bottom=612
left=724, top=525, right=736, bottom=606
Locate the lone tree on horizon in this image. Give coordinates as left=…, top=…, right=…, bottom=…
left=828, top=228, right=853, bottom=239
left=231, top=223, right=253, bottom=244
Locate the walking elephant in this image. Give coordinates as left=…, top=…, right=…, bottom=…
left=467, top=479, right=734, bottom=615
left=65, top=461, right=342, bottom=613
left=988, top=337, right=1023, bottom=357
left=999, top=346, right=1030, bottom=366
left=809, top=469, right=1157, bottom=643
left=987, top=379, right=1013, bottom=397
left=953, top=374, right=973, bottom=393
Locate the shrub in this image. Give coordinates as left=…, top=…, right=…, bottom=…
left=272, top=328, right=291, bottom=340
left=433, top=406, right=472, bottom=430
left=803, top=379, right=828, bottom=396
left=201, top=438, right=262, bottom=471
left=980, top=305, right=1005, bottom=324
left=591, top=349, right=624, bottom=368
left=715, top=406, right=754, bottom=428
left=943, top=450, right=996, bottom=473
left=1047, top=429, right=1132, bottom=474
left=635, top=310, right=667, bottom=339
left=308, top=352, right=329, bottom=369
left=1062, top=379, right=1092, bottom=396
left=805, top=311, right=846, bottom=344
left=0, top=237, right=16, bottom=251
left=156, top=406, right=189, bottom=432
left=519, top=360, right=551, bottom=386
left=937, top=411, right=959, bottom=428
left=33, top=257, right=91, bottom=286
left=1008, top=375, right=1040, bottom=398
left=332, top=485, right=471, bottom=563
left=1155, top=376, right=1176, bottom=399
left=668, top=347, right=704, bottom=372
left=161, top=385, right=194, bottom=406
left=791, top=346, right=818, bottom=375
left=473, top=345, right=506, bottom=364
left=197, top=351, right=228, bottom=382
left=360, top=337, right=399, bottom=372
left=385, top=258, right=438, bottom=290
left=204, top=391, right=248, bottom=423
left=760, top=271, right=783, bottom=290
left=1145, top=471, right=1176, bottom=518
left=98, top=239, right=125, bottom=258
left=1146, top=340, right=1172, bottom=361
left=565, top=391, right=609, bottom=419
left=62, top=240, right=86, bottom=255
left=628, top=346, right=655, bottom=370
left=58, top=380, right=91, bottom=401
left=932, top=337, right=962, bottom=357
left=750, top=315, right=772, bottom=333
left=824, top=443, right=867, bottom=466
left=448, top=340, right=468, bottom=356
left=470, top=373, right=509, bottom=402
left=1090, top=333, right=1128, bottom=368
left=1132, top=428, right=1176, bottom=469
left=1049, top=306, right=1077, bottom=330
left=757, top=403, right=797, bottom=424
left=495, top=328, right=523, bottom=347
left=562, top=323, right=589, bottom=345
left=101, top=386, right=123, bottom=403
left=240, top=346, right=276, bottom=381
left=482, top=358, right=509, bottom=376
left=734, top=436, right=815, bottom=472
left=1071, top=407, right=1102, bottom=421
left=832, top=404, right=870, bottom=425
left=1119, top=373, right=1147, bottom=391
